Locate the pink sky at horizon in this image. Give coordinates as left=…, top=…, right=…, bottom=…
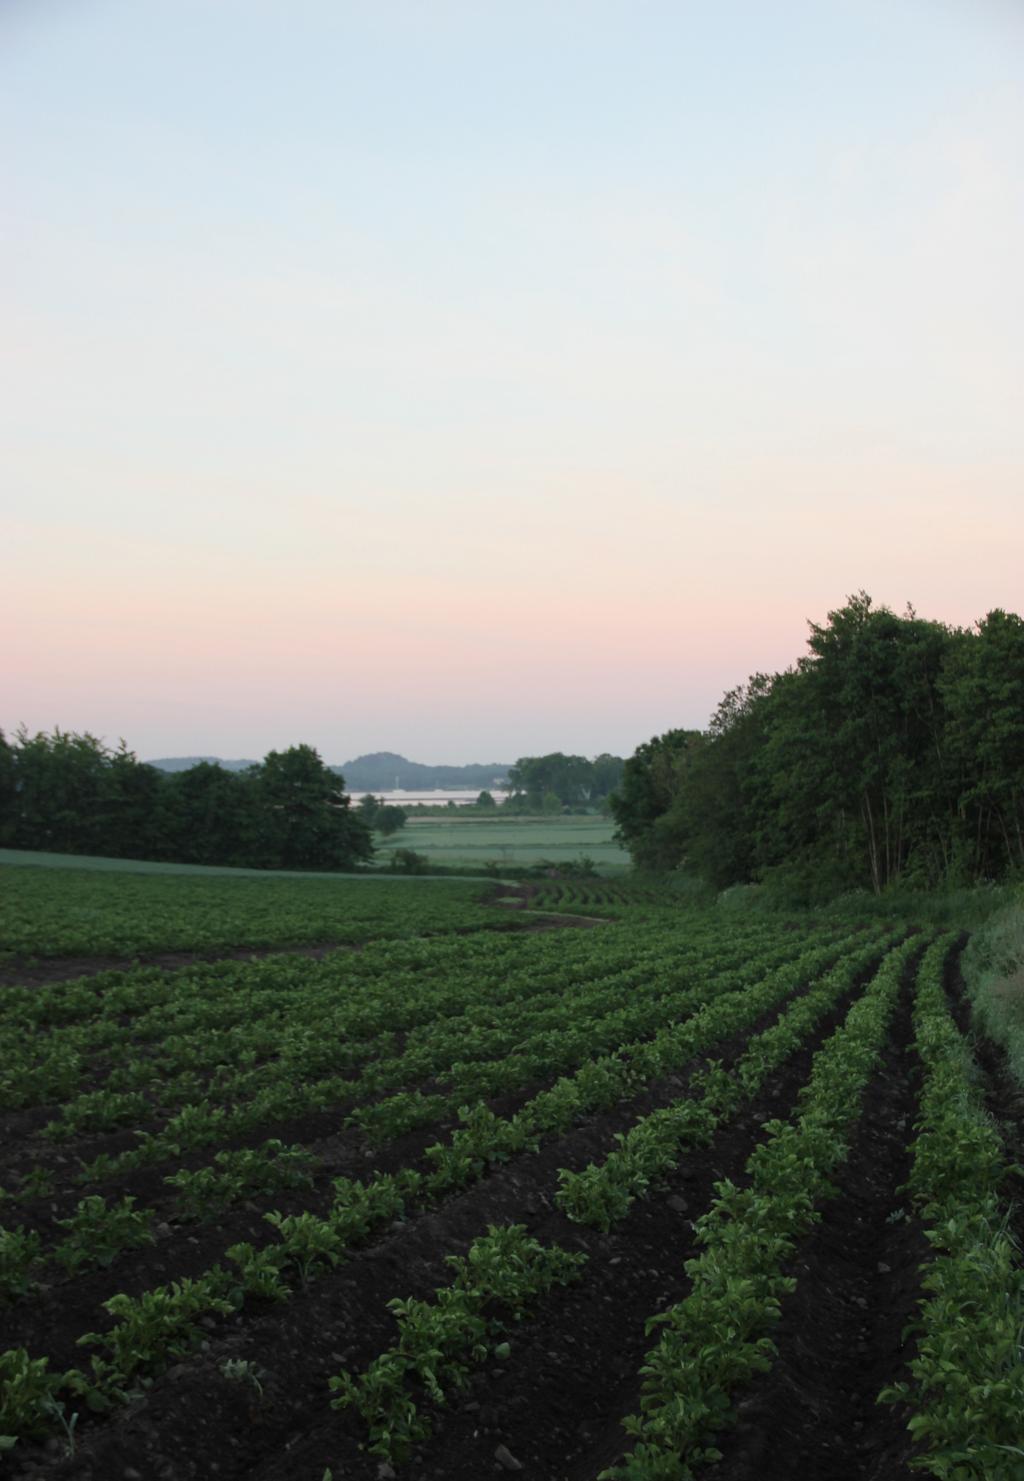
left=3, top=2, right=1022, bottom=762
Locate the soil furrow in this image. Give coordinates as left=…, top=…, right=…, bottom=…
left=1, top=952, right=845, bottom=1366
left=32, top=962, right=870, bottom=1481
left=701, top=947, right=925, bottom=1481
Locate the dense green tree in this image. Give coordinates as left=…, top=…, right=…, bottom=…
left=0, top=731, right=17, bottom=846
left=358, top=793, right=381, bottom=826
left=0, top=731, right=373, bottom=872
left=103, top=743, right=172, bottom=861
left=941, top=609, right=1024, bottom=876
left=374, top=804, right=408, bottom=836
left=507, top=752, right=624, bottom=809
left=609, top=729, right=703, bottom=870
left=591, top=753, right=625, bottom=798
left=164, top=761, right=260, bottom=866
left=255, top=746, right=373, bottom=870
left=7, top=728, right=112, bottom=855
left=476, top=790, right=497, bottom=809
left=669, top=678, right=772, bottom=888
left=614, top=595, right=1024, bottom=898
left=784, top=595, right=954, bottom=890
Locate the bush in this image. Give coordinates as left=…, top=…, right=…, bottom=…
left=388, top=849, right=430, bottom=875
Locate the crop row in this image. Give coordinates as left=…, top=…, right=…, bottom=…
left=2, top=916, right=779, bottom=1118
left=529, top=880, right=689, bottom=913
left=2, top=921, right=811, bottom=1199
left=601, top=934, right=920, bottom=1478
left=1, top=926, right=795, bottom=1281
left=555, top=932, right=894, bottom=1229
left=328, top=1223, right=586, bottom=1460
left=877, top=935, right=1024, bottom=1479
left=0, top=867, right=502, bottom=959
left=0, top=934, right=878, bottom=1452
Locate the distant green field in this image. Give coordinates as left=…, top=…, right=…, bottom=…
left=0, top=848, right=478, bottom=881
left=376, top=815, right=631, bottom=870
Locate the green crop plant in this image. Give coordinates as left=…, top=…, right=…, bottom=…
left=78, top=1272, right=238, bottom=1386
left=329, top=1225, right=586, bottom=1461
left=165, top=1140, right=316, bottom=1219
left=877, top=935, right=1024, bottom=1479
left=44, top=1088, right=151, bottom=1140
left=55, top=1195, right=154, bottom=1273
left=556, top=935, right=891, bottom=1230
left=264, top=1211, right=344, bottom=1286
left=0, top=1349, right=94, bottom=1455
left=225, top=1242, right=291, bottom=1302
left=219, top=1357, right=265, bottom=1395
left=0, top=1226, right=42, bottom=1302
left=601, top=936, right=919, bottom=1478
left=14, top=1167, right=56, bottom=1202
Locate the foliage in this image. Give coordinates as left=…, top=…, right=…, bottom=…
left=0, top=1349, right=68, bottom=1450
left=506, top=752, right=624, bottom=810
left=602, top=935, right=915, bottom=1477
left=612, top=595, right=1024, bottom=897
left=358, top=795, right=409, bottom=836
left=960, top=896, right=1024, bottom=1086
left=609, top=730, right=704, bottom=871
left=165, top=1141, right=316, bottom=1220
left=0, top=731, right=373, bottom=872
left=387, top=848, right=430, bottom=874
left=0, top=1225, right=42, bottom=1302
left=54, top=1196, right=153, bottom=1273
left=878, top=936, right=1024, bottom=1478
left=328, top=1224, right=585, bottom=1460
left=78, top=1272, right=238, bottom=1385
left=0, top=866, right=495, bottom=957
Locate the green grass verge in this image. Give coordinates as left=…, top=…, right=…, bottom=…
left=961, top=892, right=1024, bottom=1087
left=375, top=816, right=630, bottom=871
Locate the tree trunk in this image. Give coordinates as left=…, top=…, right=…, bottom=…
left=862, top=792, right=882, bottom=894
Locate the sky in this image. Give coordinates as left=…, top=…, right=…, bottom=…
left=3, top=0, right=1023, bottom=764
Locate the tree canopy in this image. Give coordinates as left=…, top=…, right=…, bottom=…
left=506, top=752, right=624, bottom=810
left=0, top=731, right=373, bottom=871
left=611, top=595, right=1024, bottom=899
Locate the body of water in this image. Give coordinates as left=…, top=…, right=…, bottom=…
left=349, top=790, right=510, bottom=807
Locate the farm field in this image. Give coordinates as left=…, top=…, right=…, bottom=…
left=0, top=860, right=501, bottom=963
left=1, top=870, right=1022, bottom=1480
left=375, top=815, right=631, bottom=870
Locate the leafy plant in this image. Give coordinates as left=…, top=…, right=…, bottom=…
left=329, top=1225, right=586, bottom=1460
left=55, top=1195, right=154, bottom=1273
left=0, top=1349, right=68, bottom=1451
left=219, top=1357, right=265, bottom=1395
left=0, top=1224, right=42, bottom=1302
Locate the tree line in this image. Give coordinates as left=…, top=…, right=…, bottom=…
left=611, top=595, right=1024, bottom=900
left=0, top=732, right=374, bottom=871
left=504, top=752, right=624, bottom=812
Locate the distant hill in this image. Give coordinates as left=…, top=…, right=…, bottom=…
left=146, top=756, right=258, bottom=773
left=336, top=752, right=510, bottom=791
left=146, top=751, right=510, bottom=789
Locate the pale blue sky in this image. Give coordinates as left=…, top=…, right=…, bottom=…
left=3, top=1, right=1022, bottom=760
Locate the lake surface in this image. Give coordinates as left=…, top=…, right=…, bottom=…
left=349, top=790, right=510, bottom=807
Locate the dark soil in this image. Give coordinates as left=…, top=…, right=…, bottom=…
left=9, top=956, right=872, bottom=1481
left=705, top=947, right=927, bottom=1481
left=0, top=942, right=365, bottom=990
